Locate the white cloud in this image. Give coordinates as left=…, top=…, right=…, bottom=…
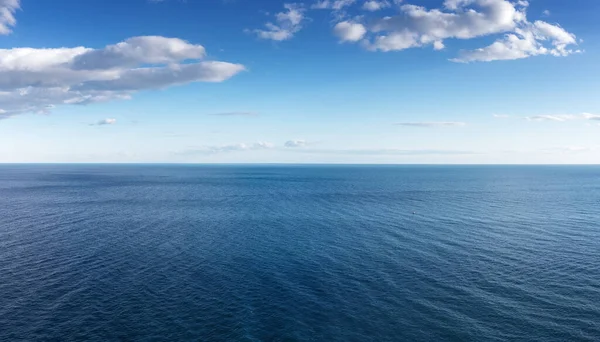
left=526, top=115, right=577, bottom=122
left=583, top=113, right=600, bottom=121
left=333, top=0, right=578, bottom=62
left=365, top=0, right=528, bottom=51
left=533, top=21, right=577, bottom=55
left=451, top=21, right=579, bottom=62
left=91, top=118, right=117, bottom=126
left=540, top=146, right=597, bottom=154
left=176, top=141, right=473, bottom=157
left=71, top=36, right=206, bottom=70
left=542, top=9, right=550, bottom=17
left=451, top=28, right=543, bottom=62
left=433, top=40, right=445, bottom=50
left=312, top=0, right=356, bottom=10
left=180, top=142, right=274, bottom=155
left=284, top=140, right=307, bottom=147
left=362, top=1, right=390, bottom=11
left=493, top=114, right=510, bottom=118
left=395, top=121, right=466, bottom=127
left=0, top=36, right=244, bottom=118
left=334, top=21, right=367, bottom=42
left=0, top=0, right=19, bottom=35
left=252, top=4, right=305, bottom=41
left=525, top=113, right=600, bottom=122
left=287, top=148, right=473, bottom=155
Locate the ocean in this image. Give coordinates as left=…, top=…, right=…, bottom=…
left=0, top=165, right=599, bottom=341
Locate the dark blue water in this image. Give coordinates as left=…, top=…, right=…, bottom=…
left=1, top=165, right=599, bottom=341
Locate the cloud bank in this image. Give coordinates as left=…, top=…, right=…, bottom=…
left=0, top=36, right=245, bottom=118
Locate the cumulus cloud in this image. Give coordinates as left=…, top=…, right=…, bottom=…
left=0, top=36, right=244, bottom=118
left=453, top=21, right=579, bottom=62
left=0, top=0, right=19, bottom=35
left=362, top=1, right=390, bottom=11
left=70, top=36, right=206, bottom=70
left=91, top=118, right=117, bottom=126
left=252, top=4, right=305, bottom=41
left=525, top=113, right=600, bottom=122
left=179, top=142, right=274, bottom=155
left=363, top=0, right=528, bottom=51
left=394, top=121, right=466, bottom=127
left=284, top=140, right=308, bottom=147
left=334, top=21, right=367, bottom=42
left=331, top=0, right=579, bottom=62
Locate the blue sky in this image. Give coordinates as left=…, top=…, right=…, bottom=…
left=0, top=0, right=599, bottom=163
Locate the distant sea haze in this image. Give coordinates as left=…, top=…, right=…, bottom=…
left=1, top=165, right=599, bottom=341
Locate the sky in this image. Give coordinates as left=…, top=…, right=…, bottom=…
left=0, top=0, right=599, bottom=164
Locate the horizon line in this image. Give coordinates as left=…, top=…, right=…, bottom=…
left=0, top=163, right=599, bottom=166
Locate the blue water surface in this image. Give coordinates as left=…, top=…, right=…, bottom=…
left=0, top=165, right=599, bottom=341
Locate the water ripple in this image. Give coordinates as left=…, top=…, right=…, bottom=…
left=0, top=165, right=599, bottom=341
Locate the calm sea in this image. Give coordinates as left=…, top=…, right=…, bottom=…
left=0, top=165, right=599, bottom=341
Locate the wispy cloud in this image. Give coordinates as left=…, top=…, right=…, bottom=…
left=585, top=113, right=600, bottom=120
left=540, top=146, right=598, bottom=154
left=362, top=1, right=390, bottom=11
left=312, top=0, right=356, bottom=10
left=0, top=0, right=19, bottom=35
left=526, top=115, right=576, bottom=122
left=208, top=111, right=258, bottom=117
left=287, top=148, right=475, bottom=156
left=394, top=122, right=466, bottom=127
left=175, top=140, right=472, bottom=157
left=542, top=9, right=551, bottom=17
left=178, top=142, right=274, bottom=155
left=451, top=20, right=580, bottom=63
left=91, top=118, right=117, bottom=126
left=525, top=113, right=600, bottom=122
left=493, top=114, right=510, bottom=118
left=250, top=3, right=305, bottom=41
left=284, top=139, right=308, bottom=147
